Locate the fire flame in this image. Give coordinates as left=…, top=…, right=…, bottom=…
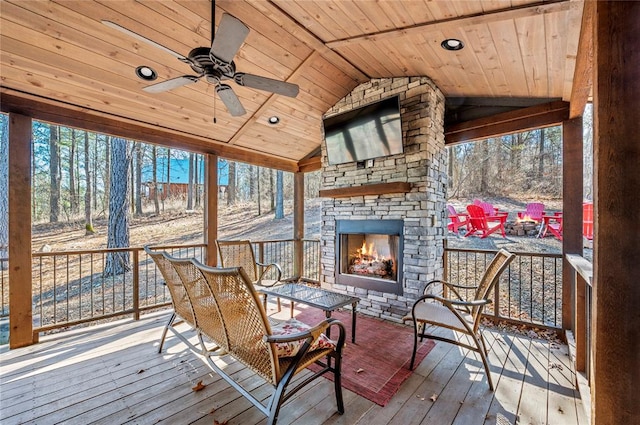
left=357, top=240, right=378, bottom=259
left=517, top=214, right=539, bottom=223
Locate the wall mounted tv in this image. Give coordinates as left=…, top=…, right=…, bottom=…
left=323, top=95, right=403, bottom=165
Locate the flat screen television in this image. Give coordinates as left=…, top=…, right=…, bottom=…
left=323, top=95, right=403, bottom=165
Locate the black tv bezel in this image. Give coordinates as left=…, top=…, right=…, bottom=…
left=323, top=95, right=403, bottom=166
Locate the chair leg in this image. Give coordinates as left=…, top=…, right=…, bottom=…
left=470, top=331, right=494, bottom=391
left=158, top=312, right=176, bottom=353
left=409, top=318, right=420, bottom=370
left=333, top=353, right=345, bottom=414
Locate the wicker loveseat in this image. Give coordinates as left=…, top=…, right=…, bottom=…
left=145, top=246, right=346, bottom=425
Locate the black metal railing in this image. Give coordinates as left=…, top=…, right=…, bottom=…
left=444, top=247, right=563, bottom=329
left=1, top=240, right=323, bottom=336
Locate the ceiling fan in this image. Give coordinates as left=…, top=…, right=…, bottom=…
left=102, top=1, right=299, bottom=118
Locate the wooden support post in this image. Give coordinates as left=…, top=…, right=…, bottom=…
left=204, top=154, right=218, bottom=266
left=592, top=2, right=640, bottom=423
left=8, top=113, right=33, bottom=348
left=292, top=172, right=304, bottom=280
left=562, top=116, right=583, bottom=334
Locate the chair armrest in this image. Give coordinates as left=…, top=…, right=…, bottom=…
left=256, top=262, right=283, bottom=285
left=426, top=279, right=474, bottom=290
left=417, top=293, right=491, bottom=307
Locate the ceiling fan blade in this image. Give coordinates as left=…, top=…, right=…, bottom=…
left=102, top=20, right=192, bottom=65
left=143, top=76, right=200, bottom=93
left=210, top=13, right=250, bottom=63
left=234, top=73, right=299, bottom=98
left=216, top=84, right=246, bottom=117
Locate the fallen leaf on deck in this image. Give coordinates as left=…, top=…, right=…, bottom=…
left=192, top=380, right=206, bottom=392
left=355, top=368, right=365, bottom=374
left=429, top=393, right=438, bottom=402
left=416, top=394, right=426, bottom=401
left=136, top=369, right=145, bottom=374
left=214, top=420, right=228, bottom=425
left=549, top=363, right=563, bottom=371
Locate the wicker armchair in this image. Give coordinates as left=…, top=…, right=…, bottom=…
left=216, top=239, right=284, bottom=310
left=403, top=249, right=515, bottom=390
left=163, top=254, right=346, bottom=425
left=144, top=245, right=197, bottom=353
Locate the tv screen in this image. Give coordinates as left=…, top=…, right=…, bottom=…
left=323, top=96, right=403, bottom=165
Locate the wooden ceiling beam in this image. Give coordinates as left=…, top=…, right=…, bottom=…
left=445, top=100, right=570, bottom=145
left=569, top=0, right=594, bottom=118
left=297, top=155, right=322, bottom=173
left=0, top=89, right=299, bottom=172
left=326, top=0, right=570, bottom=48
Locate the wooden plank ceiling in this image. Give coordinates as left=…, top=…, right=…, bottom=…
left=0, top=0, right=584, bottom=172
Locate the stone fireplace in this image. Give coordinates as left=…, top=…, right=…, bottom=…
left=336, top=219, right=403, bottom=295
left=319, top=77, right=447, bottom=321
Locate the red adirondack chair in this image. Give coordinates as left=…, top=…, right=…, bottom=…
left=478, top=201, right=508, bottom=219
left=541, top=213, right=563, bottom=241
left=583, top=203, right=594, bottom=240
left=447, top=204, right=469, bottom=235
left=465, top=204, right=507, bottom=238
left=517, top=202, right=545, bottom=222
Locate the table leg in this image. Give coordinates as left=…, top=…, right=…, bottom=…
left=351, top=302, right=357, bottom=343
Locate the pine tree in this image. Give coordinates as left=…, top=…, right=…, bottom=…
left=275, top=170, right=284, bottom=219
left=84, top=131, right=94, bottom=234
left=49, top=125, right=60, bottom=223
left=105, top=137, right=131, bottom=275
left=0, top=115, right=8, bottom=269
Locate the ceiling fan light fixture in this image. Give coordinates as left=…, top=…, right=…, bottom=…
left=268, top=116, right=280, bottom=125
left=135, top=66, right=157, bottom=81
left=441, top=38, right=464, bottom=51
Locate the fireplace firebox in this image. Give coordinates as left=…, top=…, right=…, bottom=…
left=335, top=220, right=403, bottom=295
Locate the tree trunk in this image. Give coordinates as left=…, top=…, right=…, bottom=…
left=187, top=152, right=194, bottom=210
left=105, top=137, right=131, bottom=275
left=479, top=140, right=489, bottom=193
left=0, top=115, right=8, bottom=268
left=104, top=136, right=110, bottom=215
left=49, top=125, right=60, bottom=223
left=164, top=148, right=170, bottom=211
left=538, top=128, right=546, bottom=179
left=257, top=166, right=262, bottom=215
left=275, top=170, right=284, bottom=219
left=227, top=160, right=236, bottom=205
left=152, top=145, right=160, bottom=215
left=84, top=132, right=94, bottom=234
left=69, top=129, right=77, bottom=216
left=270, top=169, right=275, bottom=211
left=135, top=143, right=143, bottom=216
left=93, top=134, right=98, bottom=211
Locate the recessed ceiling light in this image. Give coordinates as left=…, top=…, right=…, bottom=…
left=268, top=116, right=280, bottom=125
left=135, top=65, right=157, bottom=81
left=441, top=38, right=464, bottom=51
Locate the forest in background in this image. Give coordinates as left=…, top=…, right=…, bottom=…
left=0, top=105, right=593, bottom=267
left=447, top=104, right=593, bottom=201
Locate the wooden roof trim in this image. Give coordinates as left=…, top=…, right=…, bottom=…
left=569, top=0, right=594, bottom=118
left=0, top=89, right=298, bottom=172
left=297, top=156, right=322, bottom=173
left=445, top=100, right=570, bottom=145
left=326, top=0, right=570, bottom=49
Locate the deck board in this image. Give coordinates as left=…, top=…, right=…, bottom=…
left=0, top=311, right=583, bottom=425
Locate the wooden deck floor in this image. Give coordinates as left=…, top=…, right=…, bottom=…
left=0, top=310, right=586, bottom=425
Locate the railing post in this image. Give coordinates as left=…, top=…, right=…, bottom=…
left=442, top=240, right=448, bottom=298
left=132, top=249, right=140, bottom=321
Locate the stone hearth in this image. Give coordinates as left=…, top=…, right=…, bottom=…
left=320, top=77, right=447, bottom=321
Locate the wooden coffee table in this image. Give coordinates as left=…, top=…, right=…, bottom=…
left=259, top=283, right=360, bottom=343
